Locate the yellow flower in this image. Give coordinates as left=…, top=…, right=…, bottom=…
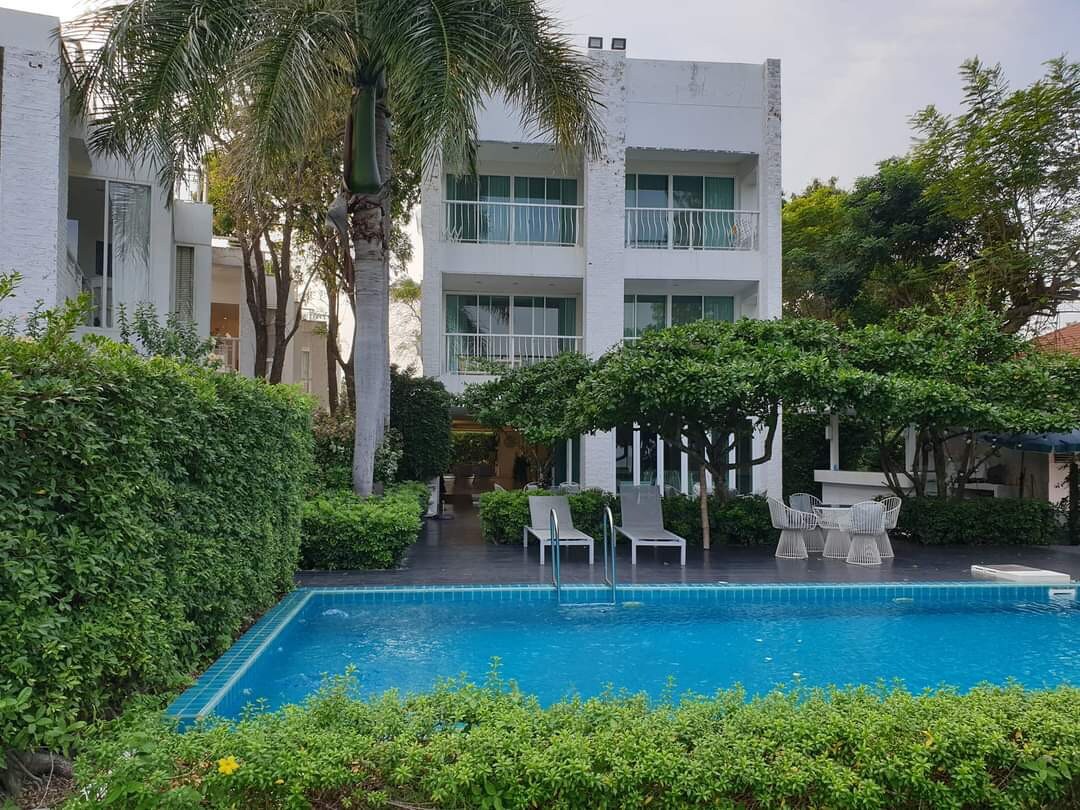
left=275, top=779, right=285, bottom=785
left=922, top=730, right=934, bottom=748
left=217, top=756, right=240, bottom=775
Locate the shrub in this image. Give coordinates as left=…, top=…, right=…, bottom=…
left=300, top=483, right=427, bottom=570
left=390, top=368, right=452, bottom=481
left=896, top=496, right=1059, bottom=545
left=0, top=328, right=312, bottom=761
left=312, top=413, right=402, bottom=491
left=478, top=489, right=772, bottom=546
left=67, top=677, right=1080, bottom=809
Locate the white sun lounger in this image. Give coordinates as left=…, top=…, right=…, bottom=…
left=616, top=485, right=687, bottom=566
left=524, top=495, right=595, bottom=565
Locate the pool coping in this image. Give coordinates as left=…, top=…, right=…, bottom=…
left=167, top=579, right=1078, bottom=724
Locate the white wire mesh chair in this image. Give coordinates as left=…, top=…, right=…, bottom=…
left=875, top=496, right=901, bottom=559
left=789, top=493, right=825, bottom=553
left=840, top=500, right=886, bottom=566
left=768, top=497, right=816, bottom=560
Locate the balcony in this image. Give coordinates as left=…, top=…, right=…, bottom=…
left=445, top=333, right=583, bottom=374
left=444, top=200, right=582, bottom=247
left=625, top=208, right=759, bottom=250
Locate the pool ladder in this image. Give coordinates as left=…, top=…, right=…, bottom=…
left=548, top=507, right=617, bottom=605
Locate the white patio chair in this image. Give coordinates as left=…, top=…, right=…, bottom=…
left=616, top=485, right=687, bottom=566
left=815, top=505, right=852, bottom=559
left=524, top=482, right=541, bottom=491
left=557, top=481, right=581, bottom=494
left=493, top=483, right=506, bottom=492
left=768, top=497, right=816, bottom=560
left=876, top=496, right=900, bottom=559
left=789, top=493, right=825, bottom=553
left=523, top=495, right=594, bottom=565
left=840, top=500, right=886, bottom=566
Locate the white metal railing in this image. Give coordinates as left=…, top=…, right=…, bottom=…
left=212, top=335, right=240, bottom=371
left=444, top=200, right=582, bottom=246
left=444, top=333, right=583, bottom=374
left=625, top=208, right=759, bottom=250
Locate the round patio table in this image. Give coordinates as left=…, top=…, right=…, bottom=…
left=814, top=506, right=852, bottom=559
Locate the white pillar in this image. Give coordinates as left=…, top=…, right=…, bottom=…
left=580, top=47, right=627, bottom=493
left=419, top=160, right=444, bottom=381
left=829, top=412, right=840, bottom=471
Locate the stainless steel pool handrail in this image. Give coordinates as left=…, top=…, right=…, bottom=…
left=602, top=506, right=617, bottom=604
left=549, top=508, right=561, bottom=597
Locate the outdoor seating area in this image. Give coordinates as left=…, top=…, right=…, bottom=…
left=768, top=494, right=903, bottom=567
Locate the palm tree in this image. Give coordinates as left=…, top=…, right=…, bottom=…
left=66, top=0, right=601, bottom=495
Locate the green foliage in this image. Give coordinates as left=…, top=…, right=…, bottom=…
left=896, top=497, right=1059, bottom=546
left=461, top=353, right=594, bottom=446
left=783, top=160, right=961, bottom=324
left=312, top=413, right=404, bottom=491
left=389, top=368, right=452, bottom=481
left=117, top=302, right=218, bottom=365
left=451, top=431, right=499, bottom=466
left=912, top=57, right=1080, bottom=332
left=478, top=488, right=772, bottom=546
left=0, top=324, right=312, bottom=758
left=67, top=676, right=1080, bottom=809
left=373, top=427, right=404, bottom=486
left=300, top=484, right=427, bottom=570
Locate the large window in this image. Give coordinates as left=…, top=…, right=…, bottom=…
left=625, top=293, right=734, bottom=337
left=615, top=426, right=750, bottom=496
left=446, top=174, right=578, bottom=245
left=445, top=294, right=578, bottom=372
left=626, top=173, right=742, bottom=249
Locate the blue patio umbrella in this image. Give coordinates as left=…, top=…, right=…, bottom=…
left=981, top=429, right=1080, bottom=453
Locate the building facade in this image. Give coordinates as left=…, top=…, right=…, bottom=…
left=0, top=8, right=214, bottom=339
left=420, top=42, right=782, bottom=495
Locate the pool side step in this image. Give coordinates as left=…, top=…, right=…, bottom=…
left=970, top=564, right=1072, bottom=585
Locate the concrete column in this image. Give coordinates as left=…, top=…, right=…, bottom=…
left=418, top=160, right=444, bottom=380
left=580, top=48, right=627, bottom=492
left=0, top=32, right=63, bottom=325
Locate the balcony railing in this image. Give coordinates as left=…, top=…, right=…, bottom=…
left=625, top=208, right=759, bottom=250
left=212, top=335, right=240, bottom=372
left=445, top=333, right=583, bottom=374
left=444, top=200, right=582, bottom=246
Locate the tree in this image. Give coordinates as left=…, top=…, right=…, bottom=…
left=782, top=160, right=962, bottom=324
left=461, top=353, right=594, bottom=485
left=572, top=319, right=861, bottom=547
left=841, top=302, right=1080, bottom=498
left=66, top=0, right=601, bottom=496
left=912, top=57, right=1080, bottom=333
left=389, top=367, right=452, bottom=481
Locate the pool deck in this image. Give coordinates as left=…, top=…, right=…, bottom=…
left=297, top=501, right=1080, bottom=588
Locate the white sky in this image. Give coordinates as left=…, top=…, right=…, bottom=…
left=13, top=0, right=1080, bottom=194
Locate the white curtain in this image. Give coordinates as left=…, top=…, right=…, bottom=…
left=107, top=182, right=151, bottom=326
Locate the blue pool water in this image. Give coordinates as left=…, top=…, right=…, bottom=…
left=171, top=585, right=1080, bottom=722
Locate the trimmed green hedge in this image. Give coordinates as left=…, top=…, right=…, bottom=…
left=67, top=677, right=1080, bottom=809
left=896, top=497, right=1059, bottom=545
left=390, top=368, right=452, bottom=481
left=300, top=483, right=428, bottom=570
left=0, top=333, right=312, bottom=757
left=478, top=488, right=773, bottom=546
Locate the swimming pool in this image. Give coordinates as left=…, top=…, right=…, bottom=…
left=168, top=583, right=1079, bottom=723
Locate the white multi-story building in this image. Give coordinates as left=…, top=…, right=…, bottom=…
left=0, top=8, right=213, bottom=339
left=420, top=40, right=782, bottom=496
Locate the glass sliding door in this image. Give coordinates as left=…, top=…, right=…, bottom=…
left=513, top=177, right=577, bottom=244
left=445, top=294, right=510, bottom=372
left=672, top=175, right=704, bottom=248
left=704, top=177, right=736, bottom=248
left=625, top=173, right=669, bottom=247
left=624, top=294, right=667, bottom=338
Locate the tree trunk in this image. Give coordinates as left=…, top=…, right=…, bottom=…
left=326, top=294, right=340, bottom=415
left=267, top=218, right=294, bottom=385
left=347, top=84, right=391, bottom=496
left=243, top=237, right=269, bottom=379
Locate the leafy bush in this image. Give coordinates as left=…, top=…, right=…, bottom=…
left=390, top=368, right=452, bottom=481
left=478, top=489, right=772, bottom=546
left=300, top=483, right=427, bottom=570
left=0, top=324, right=312, bottom=760
left=451, top=431, right=498, bottom=465
left=68, top=676, right=1080, bottom=809
left=312, top=413, right=402, bottom=491
left=896, top=496, right=1059, bottom=545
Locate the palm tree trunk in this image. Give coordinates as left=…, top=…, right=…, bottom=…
left=348, top=92, right=390, bottom=497
left=325, top=294, right=340, bottom=415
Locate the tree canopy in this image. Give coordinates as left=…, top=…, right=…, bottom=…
left=784, top=57, right=1080, bottom=332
